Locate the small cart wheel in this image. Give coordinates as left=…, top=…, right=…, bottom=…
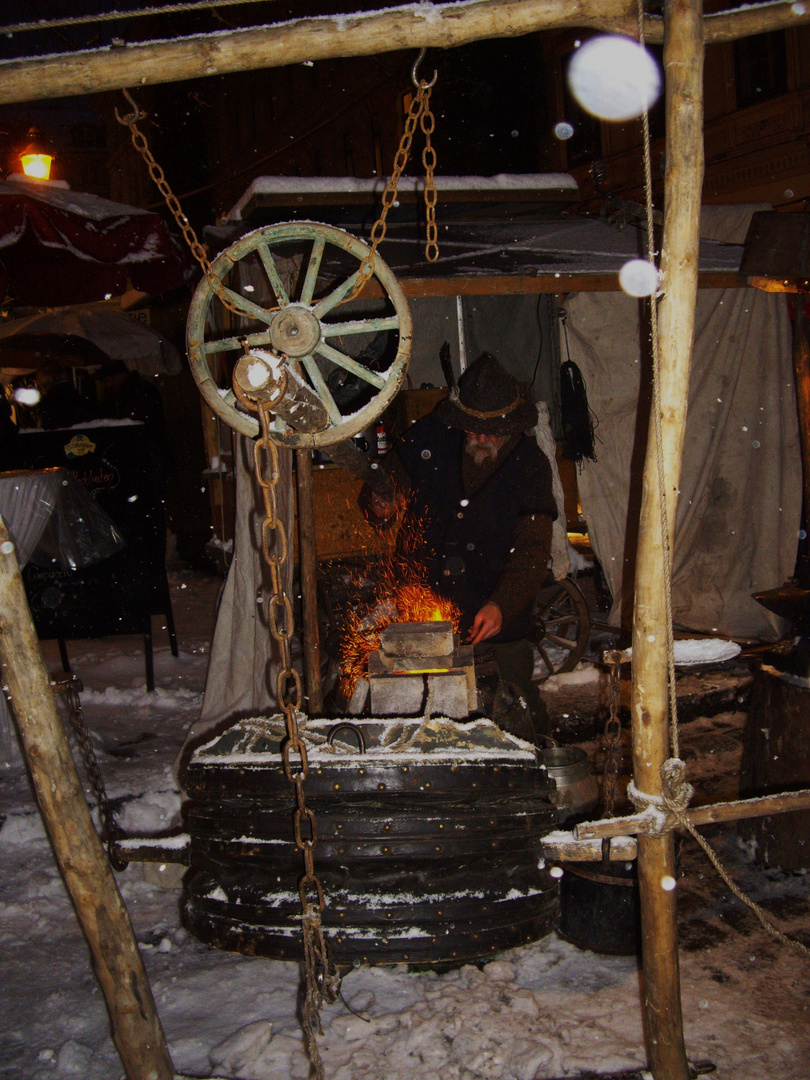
left=531, top=577, right=591, bottom=682
left=186, top=222, right=412, bottom=447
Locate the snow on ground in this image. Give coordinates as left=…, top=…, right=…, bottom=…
left=1, top=568, right=809, bottom=1080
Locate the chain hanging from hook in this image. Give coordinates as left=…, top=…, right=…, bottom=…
left=115, top=89, right=244, bottom=319
left=350, top=48, right=440, bottom=299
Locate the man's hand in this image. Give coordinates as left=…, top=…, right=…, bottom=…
left=466, top=602, right=502, bottom=645
left=369, top=491, right=397, bottom=521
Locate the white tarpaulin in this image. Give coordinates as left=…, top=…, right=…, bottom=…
left=568, top=208, right=800, bottom=641
left=179, top=435, right=294, bottom=762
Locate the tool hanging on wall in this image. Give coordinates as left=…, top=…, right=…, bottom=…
left=558, top=306, right=598, bottom=467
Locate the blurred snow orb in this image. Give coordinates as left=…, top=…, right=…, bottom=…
left=661, top=875, right=677, bottom=892
left=554, top=121, right=575, bottom=141
left=619, top=258, right=660, bottom=297
left=549, top=866, right=564, bottom=879
left=568, top=36, right=661, bottom=121
left=14, top=387, right=40, bottom=406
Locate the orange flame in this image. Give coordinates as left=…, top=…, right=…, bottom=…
left=338, top=571, right=460, bottom=701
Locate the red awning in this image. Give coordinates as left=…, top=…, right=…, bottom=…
left=0, top=179, right=194, bottom=305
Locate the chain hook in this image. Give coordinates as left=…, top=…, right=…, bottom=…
left=411, top=47, right=438, bottom=89
left=115, top=88, right=147, bottom=127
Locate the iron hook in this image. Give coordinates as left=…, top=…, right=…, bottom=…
left=115, top=88, right=147, bottom=127
left=411, top=47, right=438, bottom=90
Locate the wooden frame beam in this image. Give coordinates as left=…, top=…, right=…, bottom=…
left=0, top=0, right=807, bottom=105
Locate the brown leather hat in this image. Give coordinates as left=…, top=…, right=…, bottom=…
left=434, top=351, right=538, bottom=436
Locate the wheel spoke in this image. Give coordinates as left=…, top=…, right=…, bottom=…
left=300, top=236, right=326, bottom=306
left=311, top=270, right=364, bottom=318
left=257, top=243, right=291, bottom=306
left=202, top=329, right=275, bottom=355
left=537, top=646, right=556, bottom=676
left=314, top=342, right=387, bottom=389
left=321, top=315, right=400, bottom=337
left=544, top=614, right=579, bottom=630
left=217, top=284, right=278, bottom=325
left=301, top=355, right=343, bottom=426
left=545, top=634, right=577, bottom=652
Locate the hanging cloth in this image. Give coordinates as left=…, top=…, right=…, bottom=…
left=559, top=310, right=598, bottom=466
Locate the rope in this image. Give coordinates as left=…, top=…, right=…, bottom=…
left=628, top=761, right=810, bottom=961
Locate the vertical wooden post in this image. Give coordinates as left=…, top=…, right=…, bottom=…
left=793, top=299, right=810, bottom=526
left=0, top=520, right=175, bottom=1080
left=630, top=1, right=703, bottom=1078
left=296, top=448, right=324, bottom=714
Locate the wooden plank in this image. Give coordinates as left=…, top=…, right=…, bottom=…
left=541, top=831, right=638, bottom=862
left=358, top=271, right=747, bottom=300
left=575, top=789, right=810, bottom=840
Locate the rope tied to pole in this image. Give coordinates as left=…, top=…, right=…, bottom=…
left=627, top=758, right=694, bottom=837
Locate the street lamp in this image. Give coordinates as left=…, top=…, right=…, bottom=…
left=19, top=127, right=53, bottom=180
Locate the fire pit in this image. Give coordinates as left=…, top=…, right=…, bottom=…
left=367, top=620, right=476, bottom=719
left=183, top=714, right=559, bottom=966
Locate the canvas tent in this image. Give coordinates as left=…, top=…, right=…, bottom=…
left=191, top=180, right=800, bottom=739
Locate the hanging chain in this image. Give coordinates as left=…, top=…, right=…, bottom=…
left=254, top=402, right=339, bottom=1080
left=56, top=677, right=128, bottom=872
left=115, top=89, right=244, bottom=319
left=351, top=79, right=439, bottom=300
left=602, top=651, right=624, bottom=819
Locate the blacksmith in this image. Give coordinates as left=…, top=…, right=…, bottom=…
left=364, top=351, right=557, bottom=739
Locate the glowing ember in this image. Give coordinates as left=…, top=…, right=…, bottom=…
left=339, top=575, right=460, bottom=700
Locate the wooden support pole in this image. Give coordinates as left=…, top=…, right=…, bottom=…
left=0, top=0, right=806, bottom=105
left=0, top=520, right=175, bottom=1080
left=793, top=299, right=810, bottom=524
left=575, top=788, right=810, bottom=840
left=296, top=448, right=324, bottom=716
left=629, top=1, right=704, bottom=1077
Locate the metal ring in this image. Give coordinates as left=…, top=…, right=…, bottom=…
left=327, top=722, right=366, bottom=755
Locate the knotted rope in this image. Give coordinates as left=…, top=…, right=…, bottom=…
left=628, top=760, right=810, bottom=959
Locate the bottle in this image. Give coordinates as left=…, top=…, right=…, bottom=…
left=376, top=420, right=389, bottom=456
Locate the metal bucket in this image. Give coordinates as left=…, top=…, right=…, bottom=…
left=556, top=856, right=641, bottom=955
left=540, top=746, right=599, bottom=825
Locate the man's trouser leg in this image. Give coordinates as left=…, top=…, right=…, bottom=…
left=490, top=639, right=551, bottom=738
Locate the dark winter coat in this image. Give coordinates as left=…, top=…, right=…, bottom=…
left=394, top=413, right=557, bottom=642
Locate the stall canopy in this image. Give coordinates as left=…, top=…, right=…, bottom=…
left=0, top=179, right=193, bottom=306
left=0, top=309, right=182, bottom=377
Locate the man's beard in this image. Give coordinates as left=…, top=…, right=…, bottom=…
left=465, top=438, right=500, bottom=466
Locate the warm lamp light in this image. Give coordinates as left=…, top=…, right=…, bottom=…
left=19, top=127, right=53, bottom=180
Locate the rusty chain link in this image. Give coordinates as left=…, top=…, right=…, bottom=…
left=350, top=77, right=439, bottom=300
left=602, top=650, right=624, bottom=819
left=255, top=403, right=339, bottom=1080
left=56, top=677, right=128, bottom=872
left=115, top=89, right=244, bottom=319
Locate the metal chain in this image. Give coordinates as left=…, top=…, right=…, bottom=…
left=602, top=651, right=624, bottom=819
left=115, top=89, right=244, bottom=318
left=254, top=403, right=339, bottom=1080
left=56, top=677, right=128, bottom=872
left=351, top=79, right=439, bottom=299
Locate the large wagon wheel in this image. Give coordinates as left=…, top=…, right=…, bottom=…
left=186, top=222, right=412, bottom=445
left=531, top=577, right=591, bottom=682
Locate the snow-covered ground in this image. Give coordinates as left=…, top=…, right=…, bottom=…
left=1, top=568, right=809, bottom=1080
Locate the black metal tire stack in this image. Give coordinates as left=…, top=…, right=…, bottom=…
left=183, top=717, right=559, bottom=967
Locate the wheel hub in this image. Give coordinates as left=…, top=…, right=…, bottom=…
left=268, top=305, right=321, bottom=358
